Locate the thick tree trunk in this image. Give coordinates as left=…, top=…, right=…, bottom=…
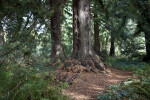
left=94, top=13, right=100, bottom=55
left=72, top=0, right=91, bottom=59
left=55, top=0, right=108, bottom=83
left=50, top=0, right=65, bottom=60
left=72, top=0, right=93, bottom=59
left=110, top=32, right=115, bottom=56
left=72, top=0, right=106, bottom=70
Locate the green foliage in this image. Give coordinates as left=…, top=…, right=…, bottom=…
left=0, top=60, right=69, bottom=100
left=105, top=57, right=150, bottom=75
left=1, top=0, right=150, bottom=99
left=61, top=1, right=73, bottom=57
left=98, top=57, right=150, bottom=100
left=97, top=77, right=150, bottom=100
left=119, top=34, right=146, bottom=58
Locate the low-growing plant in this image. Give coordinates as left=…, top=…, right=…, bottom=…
left=105, top=57, right=150, bottom=74
left=0, top=60, right=69, bottom=100
left=98, top=57, right=150, bottom=100
left=98, top=78, right=150, bottom=100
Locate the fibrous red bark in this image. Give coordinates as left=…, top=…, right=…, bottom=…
left=72, top=0, right=106, bottom=71
left=55, top=0, right=108, bottom=84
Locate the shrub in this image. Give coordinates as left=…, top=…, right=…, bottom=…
left=0, top=60, right=69, bottom=100
left=98, top=57, right=150, bottom=100
left=97, top=77, right=150, bottom=100
left=104, top=57, right=150, bottom=74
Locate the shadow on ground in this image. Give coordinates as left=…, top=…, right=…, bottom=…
left=62, top=67, right=134, bottom=100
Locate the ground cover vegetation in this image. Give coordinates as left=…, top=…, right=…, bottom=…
left=0, top=0, right=150, bottom=100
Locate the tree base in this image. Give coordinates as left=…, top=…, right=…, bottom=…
left=55, top=57, right=110, bottom=84
left=142, top=56, right=150, bottom=62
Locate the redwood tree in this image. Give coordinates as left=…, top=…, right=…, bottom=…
left=94, top=13, right=100, bottom=55
left=109, top=16, right=127, bottom=57
left=72, top=0, right=105, bottom=70
left=50, top=0, right=65, bottom=60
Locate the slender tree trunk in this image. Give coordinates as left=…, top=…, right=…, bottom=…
left=105, top=36, right=108, bottom=52
left=109, top=16, right=127, bottom=57
left=72, top=0, right=105, bottom=70
left=110, top=32, right=115, bottom=56
left=138, top=21, right=150, bottom=61
left=50, top=0, right=65, bottom=60
left=0, top=3, right=4, bottom=45
left=144, top=15, right=150, bottom=61
left=0, top=21, right=4, bottom=45
left=94, top=13, right=100, bottom=55
left=0, top=20, right=4, bottom=57
left=144, top=32, right=150, bottom=60
left=72, top=0, right=79, bottom=58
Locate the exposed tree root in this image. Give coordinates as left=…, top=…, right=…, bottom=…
left=67, top=73, right=80, bottom=85
left=55, top=57, right=110, bottom=84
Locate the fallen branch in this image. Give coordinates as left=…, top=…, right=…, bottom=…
left=67, top=73, right=80, bottom=85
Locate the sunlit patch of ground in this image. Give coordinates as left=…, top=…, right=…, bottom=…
left=62, top=67, right=134, bottom=100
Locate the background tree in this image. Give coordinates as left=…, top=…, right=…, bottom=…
left=125, top=0, right=150, bottom=61
left=94, top=13, right=100, bottom=55
left=50, top=0, right=65, bottom=61
left=0, top=21, right=4, bottom=45
left=93, top=3, right=101, bottom=56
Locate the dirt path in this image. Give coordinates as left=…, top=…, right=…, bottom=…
left=62, top=67, right=134, bottom=100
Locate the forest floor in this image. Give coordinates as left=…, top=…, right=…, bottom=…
left=60, top=66, right=134, bottom=100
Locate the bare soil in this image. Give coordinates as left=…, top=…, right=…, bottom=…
left=61, top=67, right=134, bottom=100
left=53, top=59, right=134, bottom=100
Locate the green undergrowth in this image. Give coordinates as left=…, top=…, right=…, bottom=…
left=97, top=57, right=150, bottom=100
left=0, top=59, right=69, bottom=100
left=98, top=77, right=150, bottom=100
left=105, top=57, right=150, bottom=76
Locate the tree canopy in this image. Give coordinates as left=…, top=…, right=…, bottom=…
left=0, top=0, right=150, bottom=100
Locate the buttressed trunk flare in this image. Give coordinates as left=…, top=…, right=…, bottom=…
left=55, top=0, right=109, bottom=83
left=72, top=0, right=106, bottom=70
